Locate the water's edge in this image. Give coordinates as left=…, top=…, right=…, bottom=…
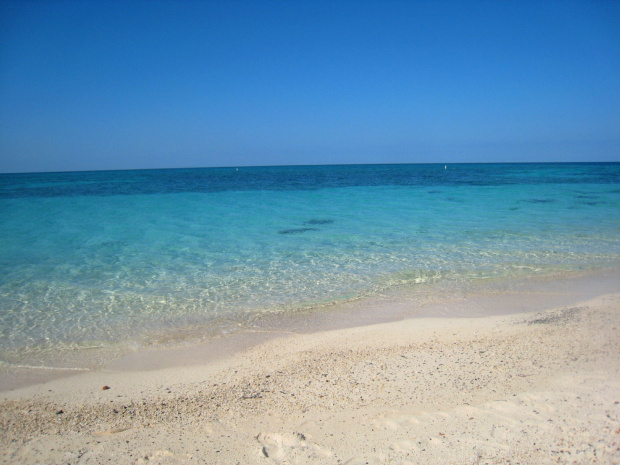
left=2, top=266, right=618, bottom=392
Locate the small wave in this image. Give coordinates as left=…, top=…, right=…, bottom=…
left=0, top=360, right=90, bottom=371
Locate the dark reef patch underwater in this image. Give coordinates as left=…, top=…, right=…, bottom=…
left=278, top=219, right=335, bottom=234
left=278, top=227, right=319, bottom=235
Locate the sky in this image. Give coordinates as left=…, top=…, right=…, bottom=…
left=0, top=0, right=619, bottom=173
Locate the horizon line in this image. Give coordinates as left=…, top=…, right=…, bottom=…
left=2, top=160, right=619, bottom=176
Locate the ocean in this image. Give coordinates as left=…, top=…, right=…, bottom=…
left=1, top=163, right=619, bottom=373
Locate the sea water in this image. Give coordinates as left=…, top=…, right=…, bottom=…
left=0, top=163, right=619, bottom=371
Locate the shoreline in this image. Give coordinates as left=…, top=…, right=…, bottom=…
left=1, top=267, right=619, bottom=392
left=1, top=272, right=619, bottom=463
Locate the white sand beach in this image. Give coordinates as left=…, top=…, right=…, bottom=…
left=1, top=275, right=619, bottom=464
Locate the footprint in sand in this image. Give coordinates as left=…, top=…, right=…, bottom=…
left=389, top=439, right=418, bottom=452
left=256, top=431, right=332, bottom=463
left=371, top=410, right=420, bottom=431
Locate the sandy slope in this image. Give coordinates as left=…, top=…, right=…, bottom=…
left=1, top=294, right=619, bottom=464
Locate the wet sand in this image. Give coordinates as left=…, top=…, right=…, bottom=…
left=1, top=272, right=619, bottom=464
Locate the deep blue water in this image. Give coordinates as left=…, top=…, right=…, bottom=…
left=2, top=163, right=619, bottom=198
left=0, top=163, right=619, bottom=369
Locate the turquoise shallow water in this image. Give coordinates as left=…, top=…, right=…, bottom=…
left=0, top=163, right=619, bottom=368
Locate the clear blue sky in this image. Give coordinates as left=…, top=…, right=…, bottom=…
left=1, top=0, right=619, bottom=173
